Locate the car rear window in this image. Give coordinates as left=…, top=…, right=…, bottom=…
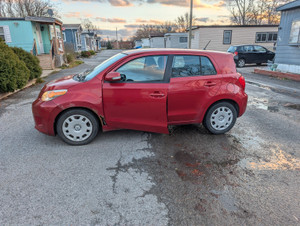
left=227, top=46, right=237, bottom=53
left=171, top=55, right=216, bottom=77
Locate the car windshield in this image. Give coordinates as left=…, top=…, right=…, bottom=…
left=227, top=46, right=237, bottom=53
left=77, top=53, right=127, bottom=81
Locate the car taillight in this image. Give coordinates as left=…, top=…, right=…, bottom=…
left=234, top=51, right=238, bottom=56
left=239, top=76, right=246, bottom=90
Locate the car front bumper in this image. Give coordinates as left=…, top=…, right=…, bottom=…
left=32, top=98, right=60, bottom=136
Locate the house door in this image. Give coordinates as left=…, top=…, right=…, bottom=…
left=36, top=25, right=44, bottom=54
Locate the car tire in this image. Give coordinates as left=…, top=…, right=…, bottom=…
left=203, top=102, right=237, bottom=134
left=237, top=59, right=245, bottom=68
left=56, top=109, right=99, bottom=145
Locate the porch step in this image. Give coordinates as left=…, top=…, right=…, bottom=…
left=37, top=54, right=54, bottom=70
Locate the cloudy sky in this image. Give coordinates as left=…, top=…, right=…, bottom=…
left=54, top=0, right=230, bottom=40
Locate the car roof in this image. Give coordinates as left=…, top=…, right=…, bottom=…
left=122, top=48, right=233, bottom=57
left=230, top=44, right=263, bottom=47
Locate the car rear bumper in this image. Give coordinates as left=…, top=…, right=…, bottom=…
left=32, top=98, right=59, bottom=136
left=238, top=92, right=248, bottom=117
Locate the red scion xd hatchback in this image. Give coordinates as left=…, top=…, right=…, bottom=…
left=32, top=49, right=248, bottom=145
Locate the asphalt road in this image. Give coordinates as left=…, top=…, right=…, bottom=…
left=0, top=50, right=300, bottom=225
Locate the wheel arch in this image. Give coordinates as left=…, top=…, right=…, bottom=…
left=203, top=99, right=239, bottom=122
left=54, top=107, right=104, bottom=135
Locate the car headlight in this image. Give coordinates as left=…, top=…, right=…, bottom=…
left=41, top=89, right=67, bottom=101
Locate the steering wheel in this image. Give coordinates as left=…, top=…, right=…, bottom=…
left=120, top=74, right=126, bottom=82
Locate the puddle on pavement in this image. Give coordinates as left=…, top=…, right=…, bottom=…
left=248, top=97, right=279, bottom=112
left=239, top=147, right=300, bottom=171
left=248, top=96, right=300, bottom=113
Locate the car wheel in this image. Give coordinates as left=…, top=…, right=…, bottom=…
left=203, top=102, right=237, bottom=134
left=237, top=59, right=245, bottom=68
left=56, top=109, right=99, bottom=145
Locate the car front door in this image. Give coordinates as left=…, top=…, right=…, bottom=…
left=242, top=45, right=256, bottom=63
left=102, top=55, right=169, bottom=134
left=168, top=55, right=221, bottom=124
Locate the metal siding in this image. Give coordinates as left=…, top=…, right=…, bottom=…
left=166, top=34, right=188, bottom=48
left=0, top=20, right=34, bottom=52
left=150, top=37, right=164, bottom=48
left=275, top=8, right=300, bottom=65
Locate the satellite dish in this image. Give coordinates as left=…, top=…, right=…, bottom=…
left=47, top=9, right=54, bottom=17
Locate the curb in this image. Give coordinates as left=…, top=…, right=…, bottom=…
left=254, top=68, right=300, bottom=81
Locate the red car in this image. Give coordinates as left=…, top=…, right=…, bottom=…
left=32, top=49, right=247, bottom=145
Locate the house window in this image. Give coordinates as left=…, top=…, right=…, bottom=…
left=223, top=30, right=232, bottom=44
left=256, top=32, right=277, bottom=43
left=179, top=37, right=188, bottom=43
left=0, top=27, right=5, bottom=41
left=289, top=19, right=300, bottom=44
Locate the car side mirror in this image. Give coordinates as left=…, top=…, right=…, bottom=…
left=105, top=72, right=121, bottom=82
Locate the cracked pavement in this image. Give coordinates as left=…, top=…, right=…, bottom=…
left=0, top=50, right=300, bottom=225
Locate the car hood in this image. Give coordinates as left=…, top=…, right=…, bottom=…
left=44, top=75, right=79, bottom=91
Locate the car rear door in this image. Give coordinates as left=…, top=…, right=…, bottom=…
left=102, top=55, right=169, bottom=134
left=253, top=45, right=269, bottom=63
left=167, top=54, right=221, bottom=124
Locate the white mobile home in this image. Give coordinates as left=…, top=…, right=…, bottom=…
left=190, top=25, right=278, bottom=52
left=164, top=33, right=188, bottom=48
left=141, top=38, right=150, bottom=48
left=150, top=36, right=165, bottom=48
left=134, top=40, right=142, bottom=48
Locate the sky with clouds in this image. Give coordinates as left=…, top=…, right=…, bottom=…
left=54, top=0, right=230, bottom=40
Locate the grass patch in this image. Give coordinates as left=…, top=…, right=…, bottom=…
left=35, top=77, right=45, bottom=84
left=61, top=60, right=84, bottom=69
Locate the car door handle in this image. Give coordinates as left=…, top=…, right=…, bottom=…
left=204, top=81, right=217, bottom=87
left=150, top=92, right=165, bottom=98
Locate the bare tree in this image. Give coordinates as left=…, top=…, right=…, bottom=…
left=0, top=0, right=57, bottom=18
left=82, top=19, right=99, bottom=32
left=0, top=0, right=5, bottom=17
left=260, top=0, right=289, bottom=25
left=175, top=12, right=196, bottom=32
left=227, top=0, right=254, bottom=25
left=132, top=21, right=178, bottom=41
left=227, top=0, right=289, bottom=25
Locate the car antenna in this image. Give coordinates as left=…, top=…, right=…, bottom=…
left=203, top=40, right=211, bottom=50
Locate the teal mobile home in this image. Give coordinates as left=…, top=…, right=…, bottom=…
left=0, top=16, right=65, bottom=69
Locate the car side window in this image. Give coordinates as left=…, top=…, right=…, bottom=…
left=116, top=55, right=168, bottom=82
left=200, top=56, right=217, bottom=75
left=244, top=45, right=254, bottom=52
left=171, top=55, right=216, bottom=77
left=172, top=55, right=201, bottom=77
left=254, top=45, right=267, bottom=53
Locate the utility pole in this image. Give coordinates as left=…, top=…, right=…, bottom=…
left=188, top=0, right=193, bottom=49
left=116, top=27, right=119, bottom=49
